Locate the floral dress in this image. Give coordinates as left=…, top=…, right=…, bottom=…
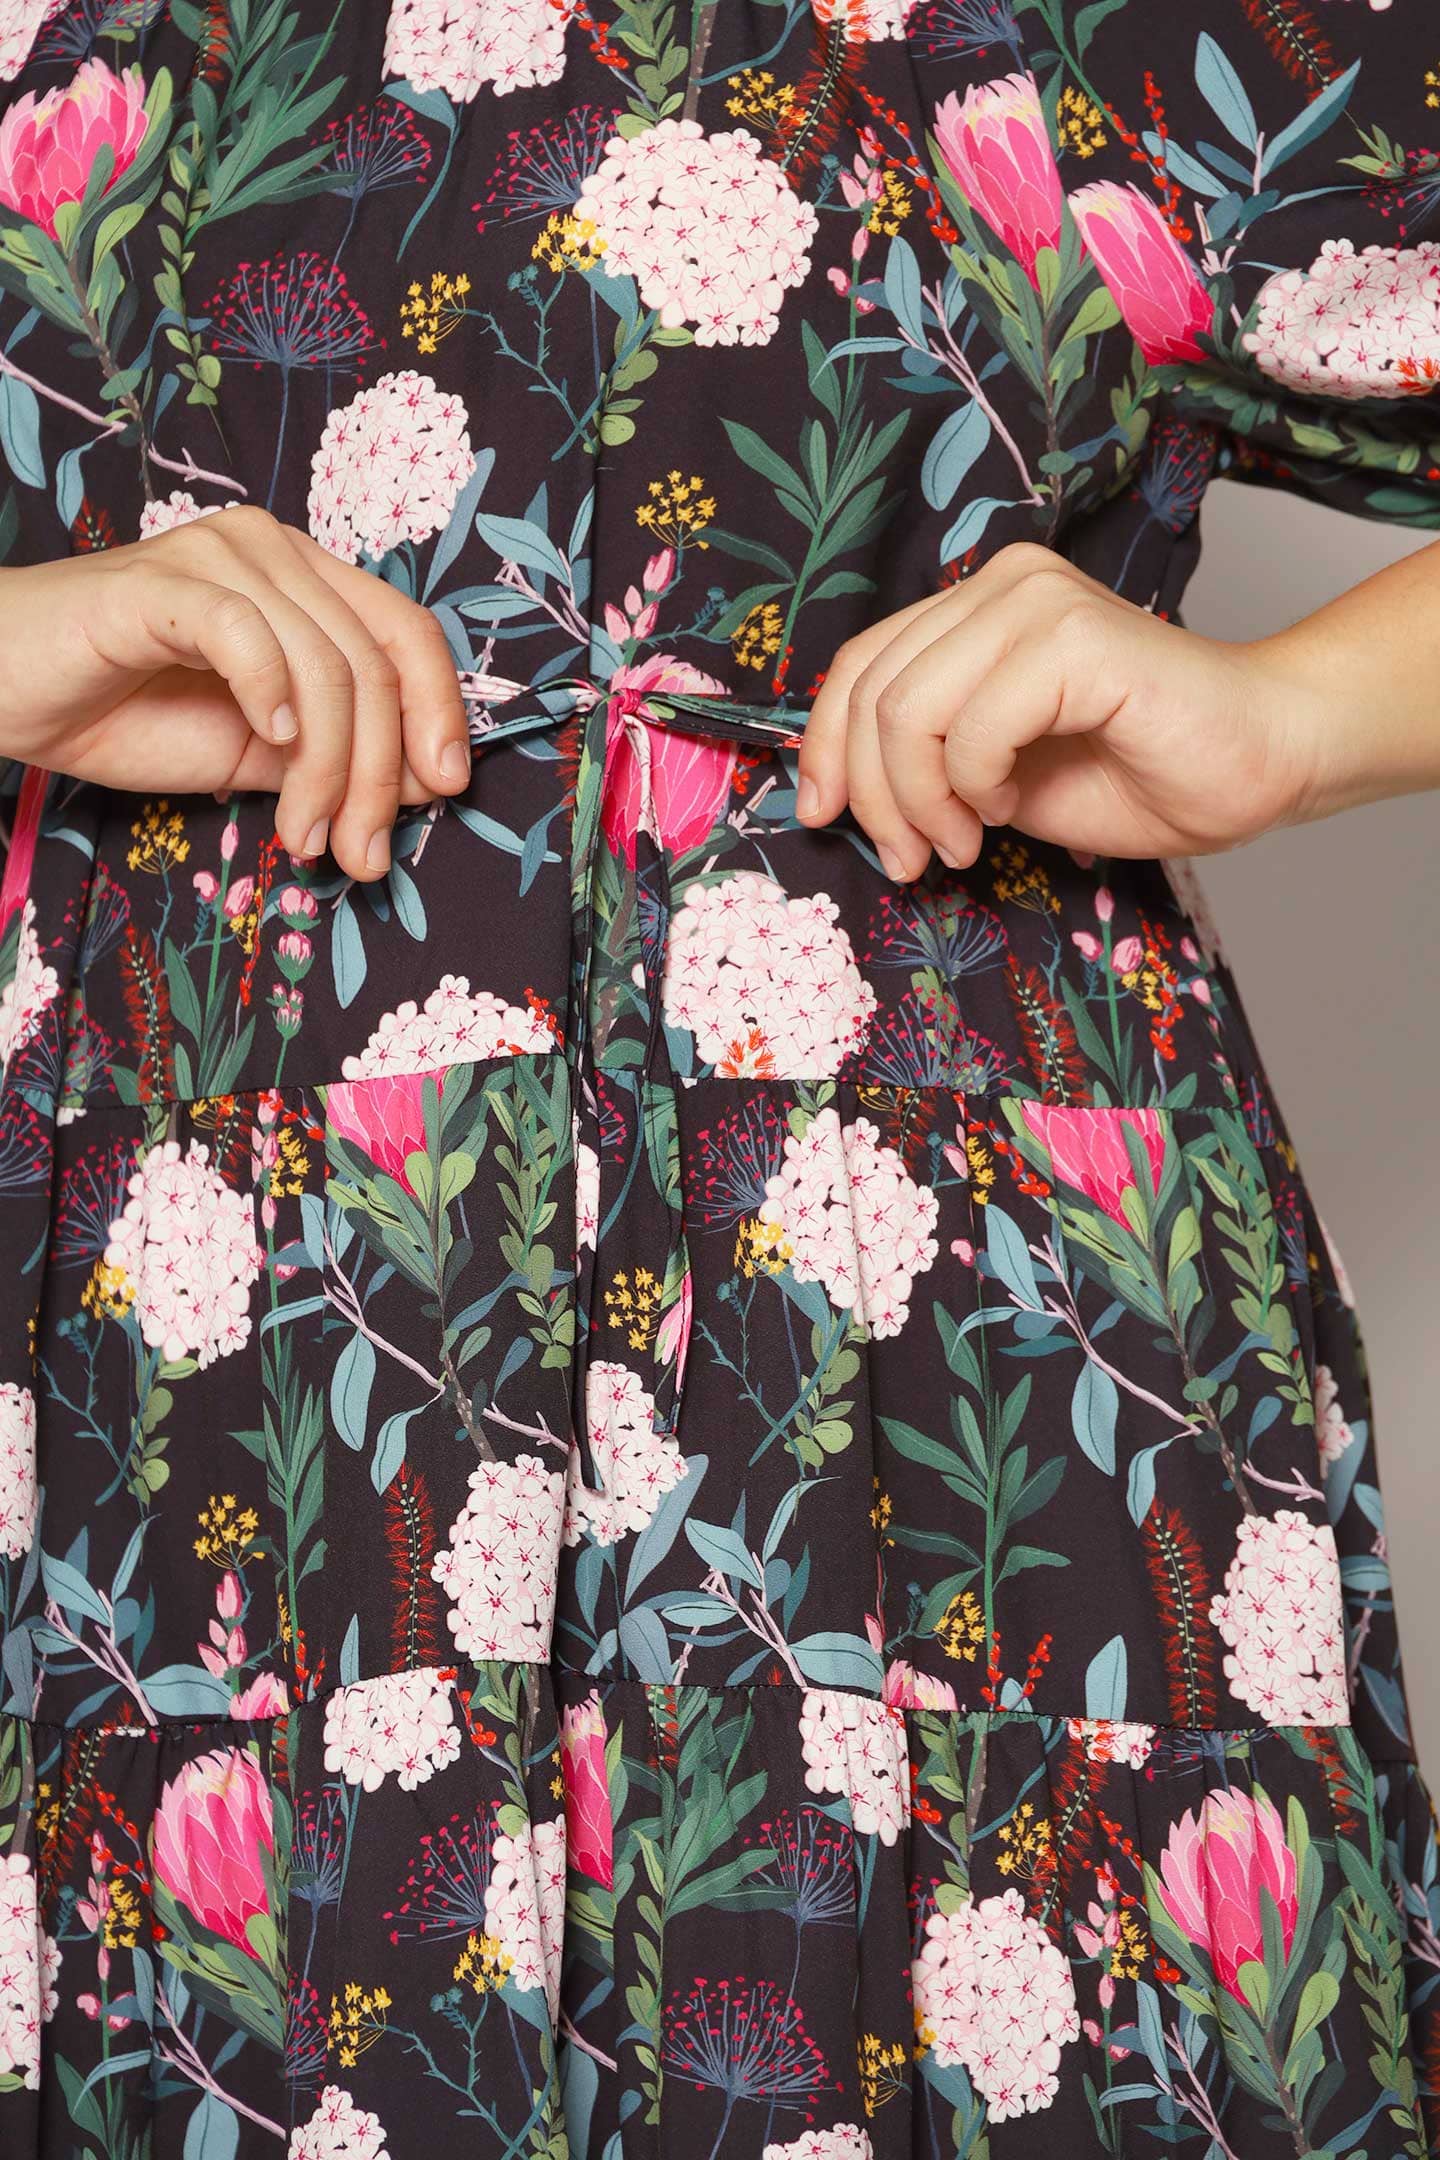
left=2, top=0, right=1440, bottom=2155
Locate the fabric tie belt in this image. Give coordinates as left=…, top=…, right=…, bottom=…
left=471, top=677, right=806, bottom=1500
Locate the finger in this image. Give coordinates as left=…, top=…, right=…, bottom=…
left=133, top=572, right=295, bottom=748
left=846, top=689, right=931, bottom=881
left=798, top=588, right=951, bottom=824
left=287, top=533, right=470, bottom=797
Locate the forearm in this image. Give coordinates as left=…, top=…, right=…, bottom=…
left=1249, top=535, right=1440, bottom=824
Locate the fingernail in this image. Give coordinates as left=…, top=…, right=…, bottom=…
left=301, top=819, right=328, bottom=859
left=878, top=845, right=906, bottom=881
left=937, top=846, right=960, bottom=870
left=365, top=831, right=390, bottom=876
left=271, top=702, right=298, bottom=743
left=439, top=738, right=470, bottom=786
left=796, top=776, right=819, bottom=820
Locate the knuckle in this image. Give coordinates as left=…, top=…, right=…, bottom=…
left=873, top=683, right=917, bottom=740
left=993, top=540, right=1055, bottom=580
left=351, top=648, right=402, bottom=697
left=1053, top=594, right=1110, bottom=663
left=293, top=647, right=354, bottom=697
left=203, top=586, right=267, bottom=645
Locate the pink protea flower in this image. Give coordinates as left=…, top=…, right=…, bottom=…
left=325, top=1070, right=441, bottom=1192
left=560, top=1690, right=613, bottom=1887
left=933, top=73, right=1064, bottom=287
left=1020, top=1103, right=1166, bottom=1226
left=0, top=57, right=149, bottom=239
left=1156, top=1787, right=1298, bottom=1999
left=151, top=1747, right=274, bottom=1960
left=600, top=656, right=737, bottom=867
left=1068, top=181, right=1212, bottom=363
left=883, top=1660, right=958, bottom=1711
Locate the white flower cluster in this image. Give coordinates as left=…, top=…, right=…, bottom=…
left=1065, top=1717, right=1155, bottom=1769
left=309, top=371, right=476, bottom=564
left=914, top=1886, right=1080, bottom=2120
left=798, top=1688, right=910, bottom=1846
left=1243, top=238, right=1440, bottom=399
left=565, top=1360, right=686, bottom=1546
left=574, top=1118, right=600, bottom=1253
left=341, top=977, right=555, bottom=1081
left=383, top=0, right=573, bottom=101
left=139, top=491, right=221, bottom=539
left=759, top=1108, right=938, bottom=1338
left=810, top=0, right=916, bottom=36
left=0, top=899, right=58, bottom=1077
left=484, top=1817, right=566, bottom=2019
left=576, top=120, right=817, bottom=347
left=433, top=1454, right=565, bottom=1660
left=0, top=0, right=57, bottom=81
left=104, top=1139, right=263, bottom=1368
left=1315, top=1363, right=1359, bottom=1474
left=0, top=1852, right=59, bottom=2090
left=1209, top=1508, right=1348, bottom=1723
left=765, top=2130, right=874, bottom=2160
left=0, top=1382, right=36, bottom=1563
left=290, top=2086, right=391, bottom=2160
left=322, top=1667, right=461, bottom=1792
left=663, top=872, right=876, bottom=1078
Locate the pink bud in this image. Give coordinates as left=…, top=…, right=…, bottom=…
left=643, top=547, right=675, bottom=592
left=1095, top=886, right=1115, bottom=923
left=827, top=267, right=851, bottom=297
left=217, top=1571, right=243, bottom=1619
left=278, top=930, right=312, bottom=965
left=950, top=1237, right=976, bottom=1266
left=603, top=602, right=629, bottom=644
left=1191, top=977, right=1211, bottom=1006
left=632, top=601, right=659, bottom=641
left=225, top=875, right=255, bottom=920
left=1180, top=937, right=1199, bottom=962
left=1099, top=1973, right=1116, bottom=2008
left=852, top=226, right=870, bottom=263
left=278, top=885, right=319, bottom=921
left=192, top=871, right=219, bottom=903
left=1071, top=930, right=1102, bottom=962
left=220, top=821, right=240, bottom=862
left=1111, top=934, right=1143, bottom=974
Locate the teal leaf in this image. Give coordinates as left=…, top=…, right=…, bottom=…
left=0, top=371, right=44, bottom=489
left=984, top=1204, right=1041, bottom=1309
left=882, top=234, right=926, bottom=345
left=1194, top=32, right=1258, bottom=151
left=329, top=1330, right=375, bottom=1452
left=1085, top=1633, right=1128, bottom=1719
left=791, top=1632, right=884, bottom=1692
left=184, top=2091, right=239, bottom=2160
left=331, top=894, right=367, bottom=1008
left=1071, top=1361, right=1119, bottom=1474
left=1261, top=61, right=1359, bottom=175
left=921, top=398, right=991, bottom=512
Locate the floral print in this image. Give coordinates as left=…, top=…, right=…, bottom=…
left=1, top=1, right=1440, bottom=2156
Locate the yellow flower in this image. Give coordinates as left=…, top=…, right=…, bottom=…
left=328, top=1979, right=392, bottom=2067
left=732, top=600, right=785, bottom=672
left=965, top=1128, right=996, bottom=1205
left=453, top=1930, right=513, bottom=1996
left=870, top=1478, right=892, bottom=1533
left=996, top=1799, right=1053, bottom=1881
left=604, top=1266, right=661, bottom=1352
left=935, top=1588, right=986, bottom=1662
left=734, top=1217, right=791, bottom=1279
left=858, top=2032, right=908, bottom=2116
left=532, top=212, right=607, bottom=273
left=102, top=1877, right=142, bottom=1950
left=725, top=68, right=796, bottom=125
left=635, top=469, right=716, bottom=550
left=267, top=1126, right=310, bottom=1200
left=1057, top=84, right=1107, bottom=158
left=194, top=1492, right=260, bottom=1567
left=399, top=270, right=473, bottom=353
left=990, top=838, right=1059, bottom=914
left=1427, top=65, right=1440, bottom=110
left=127, top=800, right=189, bottom=875
left=866, top=170, right=911, bottom=236
left=83, top=1259, right=134, bottom=1321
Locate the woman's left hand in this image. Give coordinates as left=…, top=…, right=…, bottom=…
left=794, top=542, right=1330, bottom=877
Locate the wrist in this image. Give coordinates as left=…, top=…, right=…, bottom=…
left=1242, top=617, right=1440, bottom=829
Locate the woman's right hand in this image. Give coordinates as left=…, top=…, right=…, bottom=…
left=0, top=505, right=471, bottom=882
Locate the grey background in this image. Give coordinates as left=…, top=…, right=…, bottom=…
left=1181, top=480, right=1439, bottom=1767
